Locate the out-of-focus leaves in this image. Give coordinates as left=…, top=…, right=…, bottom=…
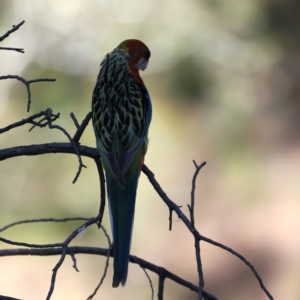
left=262, top=0, right=300, bottom=48
left=168, top=55, right=212, bottom=103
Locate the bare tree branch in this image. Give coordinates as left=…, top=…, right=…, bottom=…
left=73, top=112, right=92, bottom=143
left=0, top=139, right=273, bottom=299
left=143, top=268, right=154, bottom=300
left=70, top=251, right=79, bottom=272
left=0, top=132, right=273, bottom=299
left=86, top=225, right=112, bottom=300
left=200, top=235, right=274, bottom=300
left=46, top=214, right=102, bottom=300
left=132, top=256, right=154, bottom=300
left=142, top=164, right=274, bottom=300
left=0, top=247, right=218, bottom=300
left=0, top=217, right=90, bottom=233
left=0, top=296, right=21, bottom=300
left=0, top=215, right=216, bottom=299
left=0, top=20, right=25, bottom=42
left=188, top=161, right=206, bottom=226
left=0, top=75, right=56, bottom=112
left=43, top=108, right=87, bottom=183
left=188, top=161, right=206, bottom=300
left=0, top=143, right=98, bottom=161
left=157, top=275, right=165, bottom=300
left=0, top=236, right=63, bottom=249
left=0, top=47, right=24, bottom=53
left=0, top=109, right=60, bottom=134
left=1, top=110, right=97, bottom=186
left=70, top=112, right=80, bottom=128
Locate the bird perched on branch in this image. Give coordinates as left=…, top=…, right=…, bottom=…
left=92, top=39, right=152, bottom=287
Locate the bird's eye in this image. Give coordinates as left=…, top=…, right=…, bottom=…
left=144, top=49, right=151, bottom=59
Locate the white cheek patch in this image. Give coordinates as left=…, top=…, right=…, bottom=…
left=136, top=58, right=148, bottom=71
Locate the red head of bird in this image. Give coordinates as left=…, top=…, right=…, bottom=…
left=117, top=39, right=151, bottom=76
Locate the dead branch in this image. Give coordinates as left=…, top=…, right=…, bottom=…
left=0, top=20, right=25, bottom=42
left=0, top=75, right=56, bottom=112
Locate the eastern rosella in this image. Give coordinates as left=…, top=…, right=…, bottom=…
left=91, top=40, right=152, bottom=287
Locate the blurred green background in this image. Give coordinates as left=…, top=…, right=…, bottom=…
left=1, top=0, right=300, bottom=299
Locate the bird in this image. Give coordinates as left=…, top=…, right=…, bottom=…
left=91, top=39, right=152, bottom=287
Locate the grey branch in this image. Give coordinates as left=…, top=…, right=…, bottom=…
left=142, top=165, right=274, bottom=300
left=73, top=112, right=92, bottom=143
left=86, top=225, right=112, bottom=300
left=0, top=296, right=21, bottom=300
left=188, top=161, right=206, bottom=300
left=0, top=247, right=217, bottom=300
left=46, top=214, right=103, bottom=300
left=0, top=47, right=24, bottom=53
left=0, top=110, right=94, bottom=184
left=0, top=110, right=60, bottom=134
left=0, top=75, right=55, bottom=112
left=0, top=20, right=25, bottom=42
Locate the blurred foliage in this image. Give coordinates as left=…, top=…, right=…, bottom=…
left=168, top=55, right=212, bottom=102
left=262, top=0, right=300, bottom=48
left=259, top=0, right=300, bottom=137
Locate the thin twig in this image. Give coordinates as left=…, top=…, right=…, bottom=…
left=46, top=214, right=102, bottom=300
left=142, top=164, right=274, bottom=300
left=0, top=236, right=63, bottom=249
left=44, top=108, right=86, bottom=183
left=0, top=110, right=59, bottom=134
left=0, top=75, right=56, bottom=112
left=0, top=47, right=24, bottom=53
left=73, top=112, right=92, bottom=143
left=200, top=235, right=274, bottom=300
left=0, top=217, right=90, bottom=232
left=131, top=256, right=154, bottom=300
left=0, top=20, right=25, bottom=42
left=142, top=165, right=193, bottom=230
left=86, top=225, right=112, bottom=300
left=129, top=255, right=218, bottom=300
left=0, top=108, right=88, bottom=183
left=188, top=161, right=206, bottom=226
left=195, top=239, right=203, bottom=300
left=187, top=161, right=206, bottom=300
left=0, top=143, right=98, bottom=161
left=28, top=112, right=60, bottom=131
left=168, top=207, right=173, bottom=231
left=70, top=113, right=80, bottom=128
left=70, top=252, right=79, bottom=272
left=143, top=268, right=154, bottom=300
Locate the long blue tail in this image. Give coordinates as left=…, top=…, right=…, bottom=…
left=107, top=171, right=138, bottom=287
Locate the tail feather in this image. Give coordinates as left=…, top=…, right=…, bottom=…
left=108, top=171, right=138, bottom=287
